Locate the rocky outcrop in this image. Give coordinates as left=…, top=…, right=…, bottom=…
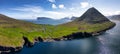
left=62, top=32, right=92, bottom=40
left=53, top=38, right=61, bottom=41
left=0, top=46, right=22, bottom=54
left=23, top=36, right=33, bottom=47
left=34, top=37, right=44, bottom=42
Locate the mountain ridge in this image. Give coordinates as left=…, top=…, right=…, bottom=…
left=74, top=7, right=110, bottom=23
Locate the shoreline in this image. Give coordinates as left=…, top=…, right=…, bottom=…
left=92, top=22, right=116, bottom=36
left=0, top=46, right=22, bottom=54
left=0, top=22, right=116, bottom=54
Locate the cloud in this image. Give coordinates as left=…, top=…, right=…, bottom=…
left=69, top=7, right=75, bottom=11
left=59, top=4, right=66, bottom=9
left=11, top=5, right=43, bottom=13
left=52, top=4, right=66, bottom=9
left=44, top=11, right=70, bottom=18
left=80, top=2, right=89, bottom=8
left=102, top=11, right=120, bottom=16
left=115, top=11, right=120, bottom=15
left=52, top=4, right=57, bottom=9
left=10, top=5, right=74, bottom=19
left=48, top=0, right=55, bottom=3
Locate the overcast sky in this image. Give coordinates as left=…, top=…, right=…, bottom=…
left=0, top=0, right=120, bottom=19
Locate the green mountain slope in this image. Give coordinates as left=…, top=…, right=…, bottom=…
left=0, top=7, right=115, bottom=47
left=0, top=14, right=53, bottom=46
left=57, top=7, right=115, bottom=36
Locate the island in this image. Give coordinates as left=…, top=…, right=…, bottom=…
left=109, top=14, right=120, bottom=21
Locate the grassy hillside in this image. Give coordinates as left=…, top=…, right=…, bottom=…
left=0, top=14, right=54, bottom=46
left=0, top=8, right=115, bottom=47
left=52, top=7, right=115, bottom=38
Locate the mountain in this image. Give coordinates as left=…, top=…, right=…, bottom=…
left=36, top=17, right=58, bottom=25
left=70, top=16, right=78, bottom=20
left=37, top=17, right=53, bottom=20
left=37, top=17, right=70, bottom=20
left=60, top=17, right=71, bottom=20
left=58, top=7, right=115, bottom=33
left=0, top=7, right=115, bottom=47
left=108, top=15, right=120, bottom=20
left=75, top=7, right=110, bottom=23
left=0, top=14, right=50, bottom=47
left=0, top=14, right=41, bottom=28
left=24, top=17, right=71, bottom=25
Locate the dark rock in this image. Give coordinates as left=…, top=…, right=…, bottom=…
left=23, top=36, right=33, bottom=47
left=34, top=37, right=43, bottom=42
left=53, top=38, right=61, bottom=41
left=15, top=47, right=22, bottom=52
left=38, top=37, right=43, bottom=42
left=1, top=52, right=10, bottom=54
left=62, top=32, right=92, bottom=40
left=0, top=46, right=22, bottom=54
left=9, top=47, right=15, bottom=52
left=84, top=32, right=92, bottom=37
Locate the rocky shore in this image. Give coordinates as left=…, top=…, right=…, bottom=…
left=0, top=22, right=116, bottom=54
left=0, top=46, right=22, bottom=54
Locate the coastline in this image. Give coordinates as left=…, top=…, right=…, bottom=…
left=0, top=46, right=22, bottom=54
left=0, top=22, right=116, bottom=54
left=92, top=22, right=116, bottom=36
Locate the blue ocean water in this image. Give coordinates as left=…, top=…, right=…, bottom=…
left=17, top=20, right=120, bottom=54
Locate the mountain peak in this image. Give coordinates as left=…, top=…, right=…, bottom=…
left=88, top=7, right=96, bottom=10
left=75, top=7, right=110, bottom=23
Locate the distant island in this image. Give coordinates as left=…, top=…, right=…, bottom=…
left=22, top=16, right=77, bottom=25
left=35, top=17, right=71, bottom=25
left=34, top=16, right=77, bottom=25
left=37, top=17, right=54, bottom=20
left=0, top=7, right=115, bottom=53
left=37, top=16, right=76, bottom=20
left=109, top=15, right=120, bottom=21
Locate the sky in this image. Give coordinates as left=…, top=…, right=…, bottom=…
left=0, top=0, right=120, bottom=19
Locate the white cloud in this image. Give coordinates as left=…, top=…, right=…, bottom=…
left=10, top=5, right=74, bottom=19
left=12, top=5, right=43, bottom=13
left=48, top=0, right=55, bottom=3
left=69, top=7, right=75, bottom=11
left=59, top=4, right=66, bottom=9
left=52, top=4, right=57, bottom=9
left=115, top=11, right=120, bottom=15
left=9, top=4, right=86, bottom=19
left=80, top=2, right=89, bottom=8
left=44, top=11, right=69, bottom=19
left=102, top=11, right=120, bottom=16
